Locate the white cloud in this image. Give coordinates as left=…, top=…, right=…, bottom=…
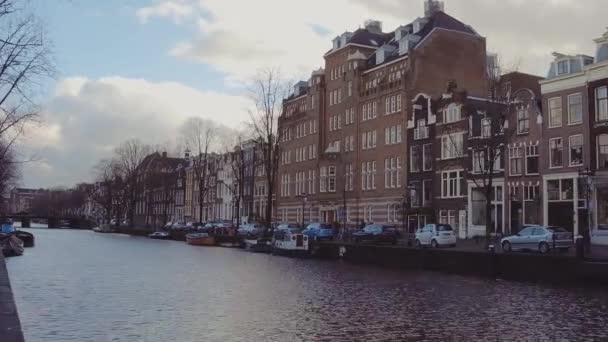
left=137, top=0, right=607, bottom=79
left=22, top=76, right=252, bottom=188
left=136, top=0, right=194, bottom=24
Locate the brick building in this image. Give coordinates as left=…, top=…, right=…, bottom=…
left=277, top=1, right=489, bottom=230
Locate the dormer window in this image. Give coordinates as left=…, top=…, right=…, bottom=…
left=557, top=60, right=569, bottom=75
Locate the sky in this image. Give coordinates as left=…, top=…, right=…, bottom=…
left=19, top=0, right=608, bottom=188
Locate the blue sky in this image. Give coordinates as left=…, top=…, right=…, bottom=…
left=20, top=0, right=607, bottom=188
left=32, top=0, right=226, bottom=93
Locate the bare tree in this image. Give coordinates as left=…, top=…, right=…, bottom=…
left=221, top=131, right=247, bottom=228
left=442, top=58, right=516, bottom=243
left=0, top=0, right=52, bottom=172
left=0, top=144, right=18, bottom=204
left=181, top=117, right=218, bottom=223
left=248, top=68, right=289, bottom=228
left=91, top=158, right=122, bottom=223
left=114, top=139, right=151, bottom=227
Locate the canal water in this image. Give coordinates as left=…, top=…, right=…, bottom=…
left=5, top=229, right=608, bottom=341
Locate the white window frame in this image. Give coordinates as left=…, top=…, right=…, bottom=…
left=441, top=133, right=464, bottom=160
left=525, top=144, right=539, bottom=175
left=597, top=86, right=608, bottom=122
left=569, top=134, right=584, bottom=167
left=443, top=104, right=462, bottom=123
left=548, top=97, right=563, bottom=128
left=422, top=144, right=432, bottom=171
left=567, top=93, right=583, bottom=125
left=549, top=137, right=563, bottom=169
left=441, top=170, right=464, bottom=199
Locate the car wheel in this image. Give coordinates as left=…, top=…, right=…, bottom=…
left=502, top=241, right=512, bottom=253
left=415, top=239, right=422, bottom=248
left=431, top=239, right=439, bottom=248
left=539, top=242, right=550, bottom=254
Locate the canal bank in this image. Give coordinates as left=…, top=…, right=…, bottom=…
left=0, top=254, right=25, bottom=342
left=313, top=242, right=608, bottom=285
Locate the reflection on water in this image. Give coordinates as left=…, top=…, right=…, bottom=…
left=6, top=229, right=608, bottom=342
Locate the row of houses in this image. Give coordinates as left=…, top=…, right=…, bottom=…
left=275, top=0, right=608, bottom=239
left=130, top=142, right=271, bottom=230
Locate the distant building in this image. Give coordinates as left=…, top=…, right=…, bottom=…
left=8, top=188, right=48, bottom=214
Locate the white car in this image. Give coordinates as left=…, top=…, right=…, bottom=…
left=415, top=224, right=457, bottom=248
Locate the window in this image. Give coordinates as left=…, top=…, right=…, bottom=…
left=423, top=144, right=432, bottom=171
left=362, top=163, right=367, bottom=190
left=481, top=118, right=491, bottom=138
left=396, top=158, right=402, bottom=188
left=443, top=104, right=461, bottom=123
left=345, top=164, right=354, bottom=191
left=410, top=146, right=421, bottom=173
left=441, top=170, right=464, bottom=198
left=549, top=138, right=563, bottom=168
left=525, top=145, right=539, bottom=174
left=410, top=182, right=421, bottom=207
left=371, top=161, right=376, bottom=189
left=439, top=210, right=457, bottom=227
left=328, top=166, right=336, bottom=193
left=523, top=185, right=540, bottom=225
left=517, top=107, right=529, bottom=134
left=509, top=147, right=523, bottom=176
left=568, top=93, right=582, bottom=125
left=423, top=180, right=432, bottom=206
left=320, top=167, right=327, bottom=193
left=547, top=179, right=574, bottom=202
left=415, top=119, right=429, bottom=140
left=385, top=158, right=399, bottom=189
left=557, top=60, right=569, bottom=75
left=347, top=81, right=353, bottom=97
left=473, top=149, right=485, bottom=174
left=569, top=135, right=583, bottom=166
left=441, top=133, right=463, bottom=159
left=549, top=97, right=562, bottom=127
left=597, top=86, right=608, bottom=122
left=597, top=134, right=608, bottom=169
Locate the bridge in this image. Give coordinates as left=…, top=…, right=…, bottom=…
left=1, top=212, right=96, bottom=229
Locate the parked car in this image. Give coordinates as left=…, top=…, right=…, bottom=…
left=353, top=224, right=399, bottom=244
left=276, top=223, right=301, bottom=233
left=415, top=224, right=457, bottom=248
left=237, top=223, right=265, bottom=236
left=302, top=223, right=334, bottom=241
left=501, top=225, right=573, bottom=254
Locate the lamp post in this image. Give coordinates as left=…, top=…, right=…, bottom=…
left=578, top=167, right=594, bottom=257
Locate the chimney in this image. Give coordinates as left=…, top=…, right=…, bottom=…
left=364, top=20, right=383, bottom=34
left=424, top=0, right=444, bottom=17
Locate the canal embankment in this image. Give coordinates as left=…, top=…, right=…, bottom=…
left=313, top=242, right=608, bottom=285
left=0, top=254, right=25, bottom=342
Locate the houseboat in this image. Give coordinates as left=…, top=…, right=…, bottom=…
left=272, top=230, right=309, bottom=257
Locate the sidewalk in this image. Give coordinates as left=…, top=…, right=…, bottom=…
left=0, top=254, right=25, bottom=342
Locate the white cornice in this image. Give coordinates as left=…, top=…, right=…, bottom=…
left=541, top=60, right=608, bottom=94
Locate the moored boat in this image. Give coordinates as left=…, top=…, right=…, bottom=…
left=1, top=235, right=24, bottom=257
left=12, top=231, right=34, bottom=247
left=272, top=230, right=309, bottom=257
left=93, top=225, right=116, bottom=233
left=244, top=238, right=273, bottom=253
left=148, top=231, right=171, bottom=240
left=186, top=233, right=215, bottom=246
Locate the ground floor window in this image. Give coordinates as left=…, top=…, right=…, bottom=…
left=408, top=215, right=428, bottom=232
left=471, top=189, right=487, bottom=226
left=597, top=188, right=608, bottom=230
left=439, top=210, right=457, bottom=227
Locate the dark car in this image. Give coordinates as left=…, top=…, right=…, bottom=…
left=353, top=224, right=399, bottom=244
